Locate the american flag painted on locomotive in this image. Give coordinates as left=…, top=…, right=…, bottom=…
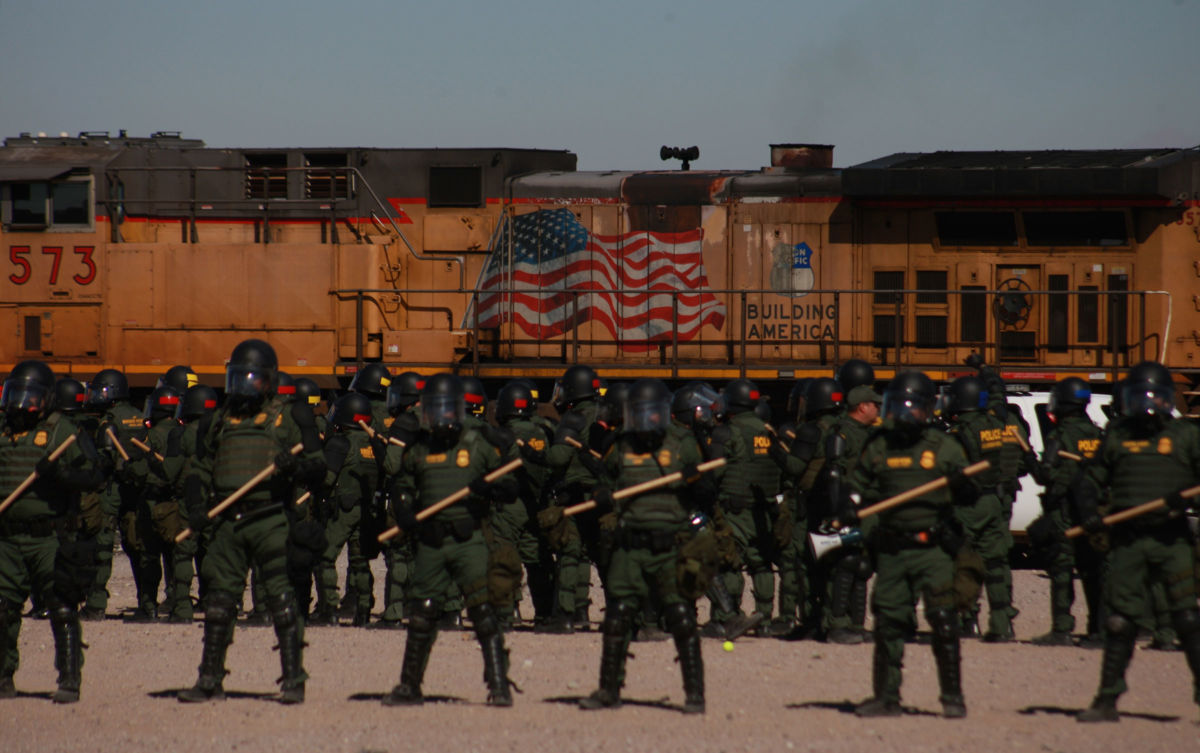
left=468, top=208, right=725, bottom=350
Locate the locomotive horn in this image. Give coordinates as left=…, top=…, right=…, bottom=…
left=808, top=527, right=864, bottom=561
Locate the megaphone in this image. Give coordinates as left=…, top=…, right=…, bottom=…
left=808, top=527, right=864, bottom=561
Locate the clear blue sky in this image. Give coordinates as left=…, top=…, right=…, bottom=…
left=2, top=0, right=1197, bottom=170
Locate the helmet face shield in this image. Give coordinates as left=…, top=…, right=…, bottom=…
left=883, top=393, right=930, bottom=426
left=85, top=382, right=121, bottom=410
left=2, top=380, right=50, bottom=414
left=1121, top=381, right=1173, bottom=418
left=625, top=397, right=671, bottom=436
left=422, top=392, right=464, bottom=434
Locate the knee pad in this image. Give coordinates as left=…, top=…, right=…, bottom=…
left=834, top=552, right=862, bottom=575
left=267, top=591, right=299, bottom=628
left=601, top=601, right=634, bottom=637
left=853, top=554, right=874, bottom=579
left=925, top=607, right=958, bottom=640
left=47, top=603, right=76, bottom=627
left=408, top=599, right=440, bottom=634
left=663, top=602, right=696, bottom=639
left=468, top=603, right=500, bottom=639
left=1104, top=613, right=1136, bottom=640
left=205, top=591, right=239, bottom=624
left=1171, top=607, right=1200, bottom=638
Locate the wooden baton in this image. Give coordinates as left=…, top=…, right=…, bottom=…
left=855, top=460, right=990, bottom=521
left=174, top=442, right=304, bottom=543
left=562, top=457, right=727, bottom=517
left=105, top=426, right=131, bottom=462
left=0, top=434, right=79, bottom=516
left=1064, top=484, right=1200, bottom=539
left=564, top=434, right=602, bottom=459
left=358, top=419, right=406, bottom=448
left=129, top=436, right=164, bottom=462
left=376, top=457, right=524, bottom=543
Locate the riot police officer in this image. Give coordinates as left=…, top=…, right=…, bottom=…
left=1074, top=362, right=1200, bottom=722
left=178, top=339, right=325, bottom=704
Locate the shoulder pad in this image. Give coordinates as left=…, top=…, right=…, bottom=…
left=794, top=422, right=822, bottom=445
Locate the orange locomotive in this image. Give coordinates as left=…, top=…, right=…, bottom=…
left=1, top=133, right=1197, bottom=396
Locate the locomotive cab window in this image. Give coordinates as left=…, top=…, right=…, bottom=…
left=428, top=166, right=483, bottom=208
left=934, top=211, right=1017, bottom=247
left=2, top=177, right=93, bottom=230
left=1023, top=211, right=1127, bottom=247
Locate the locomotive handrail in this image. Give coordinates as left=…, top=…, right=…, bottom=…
left=330, top=286, right=1169, bottom=379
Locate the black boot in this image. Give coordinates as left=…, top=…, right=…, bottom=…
left=850, top=573, right=870, bottom=639
left=676, top=631, right=705, bottom=714
left=49, top=605, right=83, bottom=704
left=855, top=630, right=902, bottom=717
left=271, top=593, right=307, bottom=704
left=383, top=599, right=438, bottom=706
left=352, top=604, right=371, bottom=628
left=1078, top=615, right=1135, bottom=722
left=470, top=604, right=512, bottom=707
left=0, top=598, right=20, bottom=699
left=580, top=602, right=631, bottom=710
left=928, top=608, right=965, bottom=718
left=1172, top=608, right=1200, bottom=720
left=179, top=592, right=236, bottom=702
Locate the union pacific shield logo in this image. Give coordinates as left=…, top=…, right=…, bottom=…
left=770, top=241, right=815, bottom=298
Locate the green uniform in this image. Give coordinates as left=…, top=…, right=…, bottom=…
left=1036, top=414, right=1104, bottom=636
left=182, top=396, right=325, bottom=700
left=87, top=402, right=145, bottom=615
left=821, top=413, right=875, bottom=638
left=0, top=412, right=96, bottom=700
left=494, top=415, right=555, bottom=624
left=161, top=417, right=208, bottom=622
left=582, top=423, right=708, bottom=711
left=850, top=424, right=969, bottom=711
left=767, top=419, right=823, bottom=633
left=948, top=409, right=1014, bottom=637
left=123, top=417, right=183, bottom=619
left=314, top=425, right=378, bottom=620
left=1080, top=415, right=1200, bottom=709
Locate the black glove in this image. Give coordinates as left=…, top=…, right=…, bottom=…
left=964, top=352, right=985, bottom=370
left=369, top=432, right=389, bottom=460
left=183, top=476, right=209, bottom=531
left=593, top=486, right=614, bottom=513
left=947, top=467, right=979, bottom=505
left=1081, top=511, right=1107, bottom=536
left=274, top=450, right=299, bottom=475
left=469, top=477, right=491, bottom=497
left=35, top=455, right=56, bottom=478
left=519, top=440, right=548, bottom=466
left=767, top=439, right=790, bottom=468
left=680, top=463, right=702, bottom=484
left=835, top=504, right=858, bottom=528
left=1165, top=490, right=1191, bottom=513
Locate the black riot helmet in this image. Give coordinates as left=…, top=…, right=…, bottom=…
left=1048, top=377, right=1091, bottom=418
left=722, top=378, right=761, bottom=414
left=86, top=368, right=130, bottom=410
left=461, top=376, right=488, bottom=417
left=157, top=365, right=198, bottom=393
left=672, top=381, right=723, bottom=429
left=328, top=392, right=374, bottom=431
left=225, top=338, right=278, bottom=414
left=803, top=377, right=844, bottom=417
left=553, top=365, right=600, bottom=411
left=624, top=378, right=673, bottom=446
left=786, top=378, right=811, bottom=423
left=177, top=384, right=219, bottom=421
left=835, top=359, right=875, bottom=392
left=1121, top=361, right=1175, bottom=419
left=293, top=378, right=321, bottom=408
left=3, top=360, right=55, bottom=418
left=52, top=378, right=87, bottom=415
left=350, top=363, right=392, bottom=400
left=944, top=376, right=989, bottom=418
left=421, top=373, right=465, bottom=441
left=754, top=400, right=772, bottom=423
left=597, top=382, right=631, bottom=428
left=275, top=371, right=296, bottom=402
left=497, top=381, right=536, bottom=422
left=882, top=371, right=936, bottom=428
left=144, top=385, right=182, bottom=423
left=386, top=372, right=425, bottom=416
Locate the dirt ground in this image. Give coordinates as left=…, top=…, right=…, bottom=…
left=5, top=556, right=1198, bottom=753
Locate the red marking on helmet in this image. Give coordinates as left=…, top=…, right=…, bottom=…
left=158, top=395, right=181, bottom=405
left=750, top=390, right=760, bottom=400
left=278, top=385, right=296, bottom=395
left=591, top=379, right=600, bottom=388
left=353, top=413, right=371, bottom=425
left=203, top=399, right=217, bottom=409
left=832, top=392, right=844, bottom=402
left=74, top=394, right=85, bottom=403
left=464, top=393, right=484, bottom=404
left=415, top=380, right=426, bottom=390
left=513, top=399, right=528, bottom=408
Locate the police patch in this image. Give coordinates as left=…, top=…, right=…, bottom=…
left=457, top=449, right=470, bottom=467
left=1158, top=437, right=1173, bottom=455
left=34, top=430, right=48, bottom=447
left=426, top=453, right=447, bottom=464
left=658, top=449, right=672, bottom=466
left=274, top=414, right=283, bottom=427
left=920, top=450, right=936, bottom=469
left=254, top=413, right=267, bottom=425
left=886, top=456, right=913, bottom=468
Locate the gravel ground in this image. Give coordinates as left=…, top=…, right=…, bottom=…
left=6, top=556, right=1199, bottom=753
